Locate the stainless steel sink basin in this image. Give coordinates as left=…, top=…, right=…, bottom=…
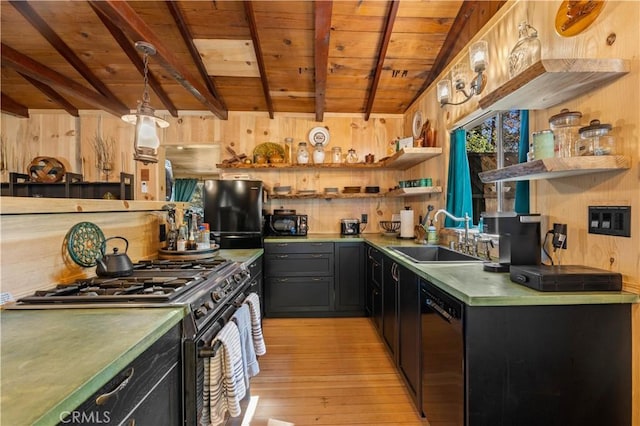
left=387, top=245, right=482, bottom=263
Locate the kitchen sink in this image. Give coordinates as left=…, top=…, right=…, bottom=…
left=387, top=245, right=482, bottom=263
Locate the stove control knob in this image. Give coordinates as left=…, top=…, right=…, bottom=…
left=204, top=301, right=214, bottom=310
left=194, top=306, right=208, bottom=319
left=211, top=290, right=224, bottom=302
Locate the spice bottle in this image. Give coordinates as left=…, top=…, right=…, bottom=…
left=177, top=225, right=187, bottom=251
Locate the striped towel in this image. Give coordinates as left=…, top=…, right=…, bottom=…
left=208, top=321, right=246, bottom=424
left=243, top=292, right=266, bottom=356
left=232, top=304, right=260, bottom=388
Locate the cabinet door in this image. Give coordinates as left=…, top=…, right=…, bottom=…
left=398, top=266, right=421, bottom=409
left=62, top=324, right=181, bottom=426
left=265, top=253, right=333, bottom=277
left=382, top=257, right=399, bottom=359
left=266, top=276, right=333, bottom=314
left=264, top=241, right=333, bottom=254
left=365, top=245, right=383, bottom=317
left=372, top=283, right=383, bottom=333
left=335, top=242, right=364, bottom=313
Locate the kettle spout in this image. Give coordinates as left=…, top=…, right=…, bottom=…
left=95, top=256, right=107, bottom=274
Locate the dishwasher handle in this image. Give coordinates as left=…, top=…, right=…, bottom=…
left=425, top=297, right=453, bottom=323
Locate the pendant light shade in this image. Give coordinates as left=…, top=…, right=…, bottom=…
left=122, top=42, right=169, bottom=164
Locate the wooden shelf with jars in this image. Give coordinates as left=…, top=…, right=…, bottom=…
left=479, top=156, right=630, bottom=183
left=269, top=186, right=442, bottom=200
left=216, top=147, right=442, bottom=171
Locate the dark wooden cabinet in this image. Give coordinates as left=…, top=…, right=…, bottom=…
left=335, top=242, right=364, bottom=313
left=60, top=323, right=181, bottom=426
left=398, top=268, right=420, bottom=408
left=264, top=242, right=334, bottom=316
left=366, top=244, right=384, bottom=333
left=264, top=241, right=364, bottom=317
left=247, top=255, right=264, bottom=316
left=382, top=257, right=399, bottom=359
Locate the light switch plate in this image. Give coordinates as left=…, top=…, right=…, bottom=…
left=588, top=206, right=630, bottom=237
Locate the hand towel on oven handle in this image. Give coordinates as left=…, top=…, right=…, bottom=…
left=204, top=321, right=245, bottom=425
left=243, top=292, right=266, bottom=356
left=231, top=304, right=259, bottom=389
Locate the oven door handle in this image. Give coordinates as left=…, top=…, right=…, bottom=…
left=198, top=303, right=240, bottom=358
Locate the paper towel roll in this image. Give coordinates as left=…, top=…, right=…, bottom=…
left=400, top=209, right=414, bottom=238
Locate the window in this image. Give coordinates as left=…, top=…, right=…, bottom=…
left=465, top=110, right=522, bottom=224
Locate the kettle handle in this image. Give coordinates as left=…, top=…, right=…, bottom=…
left=101, top=236, right=129, bottom=255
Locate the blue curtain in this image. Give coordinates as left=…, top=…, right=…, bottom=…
left=173, top=178, right=198, bottom=202
left=445, top=128, right=473, bottom=228
left=514, top=110, right=530, bottom=213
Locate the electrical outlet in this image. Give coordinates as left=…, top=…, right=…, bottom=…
left=589, top=206, right=631, bottom=237
left=552, top=223, right=567, bottom=249
left=141, top=181, right=148, bottom=193
left=361, top=213, right=368, bottom=224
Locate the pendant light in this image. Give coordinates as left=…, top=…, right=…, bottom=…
left=122, top=41, right=169, bottom=164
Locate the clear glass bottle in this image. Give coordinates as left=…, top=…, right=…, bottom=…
left=284, top=137, right=294, bottom=163
left=508, top=21, right=541, bottom=79
left=297, top=142, right=309, bottom=164
left=332, top=147, right=342, bottom=163
left=346, top=148, right=358, bottom=164
left=313, top=146, right=325, bottom=164
left=176, top=225, right=187, bottom=251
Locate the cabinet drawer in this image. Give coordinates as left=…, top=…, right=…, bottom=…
left=265, top=242, right=334, bottom=254
left=60, top=324, right=181, bottom=425
left=266, top=276, right=333, bottom=312
left=266, top=253, right=333, bottom=276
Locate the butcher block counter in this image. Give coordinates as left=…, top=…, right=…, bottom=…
left=0, top=307, right=186, bottom=426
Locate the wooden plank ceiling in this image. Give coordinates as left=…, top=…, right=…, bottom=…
left=0, top=1, right=504, bottom=121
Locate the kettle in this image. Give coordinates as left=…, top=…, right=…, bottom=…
left=96, top=236, right=134, bottom=277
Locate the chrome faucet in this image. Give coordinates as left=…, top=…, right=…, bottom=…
left=433, top=209, right=472, bottom=253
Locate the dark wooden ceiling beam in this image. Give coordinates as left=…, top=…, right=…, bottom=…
left=364, top=0, right=399, bottom=121
left=1, top=43, right=129, bottom=117
left=88, top=0, right=228, bottom=120
left=1, top=93, right=29, bottom=118
left=9, top=0, right=127, bottom=112
left=244, top=1, right=273, bottom=119
left=89, top=2, right=178, bottom=117
left=314, top=0, right=332, bottom=122
left=19, top=73, right=79, bottom=117
left=166, top=1, right=225, bottom=110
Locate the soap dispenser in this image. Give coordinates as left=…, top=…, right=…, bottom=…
left=427, top=220, right=438, bottom=244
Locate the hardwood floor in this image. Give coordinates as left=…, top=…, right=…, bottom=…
left=248, top=317, right=428, bottom=426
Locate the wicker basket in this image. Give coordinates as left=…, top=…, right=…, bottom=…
left=28, top=156, right=66, bottom=183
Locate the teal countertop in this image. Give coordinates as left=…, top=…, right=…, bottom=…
left=0, top=248, right=262, bottom=426
left=0, top=307, right=186, bottom=426
left=266, top=233, right=639, bottom=306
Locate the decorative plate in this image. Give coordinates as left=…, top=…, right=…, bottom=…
left=412, top=111, right=423, bottom=138
left=66, top=222, right=106, bottom=267
left=555, top=0, right=605, bottom=37
left=308, top=127, right=330, bottom=147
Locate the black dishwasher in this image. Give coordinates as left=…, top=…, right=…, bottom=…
left=421, top=280, right=464, bottom=425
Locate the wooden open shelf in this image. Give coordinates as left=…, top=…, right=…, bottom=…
left=479, top=156, right=630, bottom=183
left=386, top=186, right=443, bottom=197
left=217, top=147, right=442, bottom=171
left=479, top=59, right=630, bottom=112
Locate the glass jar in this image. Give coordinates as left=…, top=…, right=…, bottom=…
left=578, top=119, right=616, bottom=156
left=346, top=148, right=358, bottom=164
left=532, top=130, right=554, bottom=160
left=508, top=21, right=541, bottom=79
left=332, top=147, right=342, bottom=163
left=313, top=146, right=325, bottom=164
left=284, top=137, right=294, bottom=163
left=296, top=142, right=309, bottom=164
left=549, top=108, right=582, bottom=158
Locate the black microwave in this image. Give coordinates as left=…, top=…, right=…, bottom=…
left=264, top=214, right=308, bottom=236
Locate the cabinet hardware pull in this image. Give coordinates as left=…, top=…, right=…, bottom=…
left=276, top=254, right=289, bottom=258
left=311, top=254, right=323, bottom=258
left=95, top=367, right=134, bottom=405
left=277, top=278, right=289, bottom=282
left=277, top=243, right=288, bottom=247
left=311, top=243, right=324, bottom=246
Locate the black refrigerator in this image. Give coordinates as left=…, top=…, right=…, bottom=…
left=203, top=179, right=264, bottom=249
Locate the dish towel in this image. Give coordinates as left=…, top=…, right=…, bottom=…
left=243, top=292, right=266, bottom=356
left=207, top=321, right=246, bottom=425
left=231, top=303, right=260, bottom=388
